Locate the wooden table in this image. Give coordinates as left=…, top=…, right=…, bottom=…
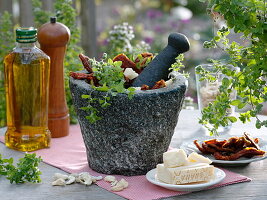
left=1, top=110, right=267, bottom=200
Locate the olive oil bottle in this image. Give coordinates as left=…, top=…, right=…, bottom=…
left=4, top=27, right=51, bottom=151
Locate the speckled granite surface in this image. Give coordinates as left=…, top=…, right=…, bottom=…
left=69, top=72, right=187, bottom=176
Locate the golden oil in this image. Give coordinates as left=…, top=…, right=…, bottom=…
left=4, top=27, right=51, bottom=151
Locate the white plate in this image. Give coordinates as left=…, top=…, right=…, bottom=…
left=146, top=167, right=225, bottom=192
left=180, top=136, right=267, bottom=166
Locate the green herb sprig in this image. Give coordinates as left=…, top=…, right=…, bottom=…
left=169, top=54, right=189, bottom=78
left=80, top=53, right=136, bottom=123
left=0, top=12, right=13, bottom=127
left=107, top=22, right=151, bottom=58
left=198, top=0, right=267, bottom=135
left=108, top=22, right=135, bottom=57
left=0, top=153, right=42, bottom=184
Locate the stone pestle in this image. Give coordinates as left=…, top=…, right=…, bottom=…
left=132, top=33, right=190, bottom=88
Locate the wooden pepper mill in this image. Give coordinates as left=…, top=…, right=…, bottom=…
left=37, top=17, right=70, bottom=138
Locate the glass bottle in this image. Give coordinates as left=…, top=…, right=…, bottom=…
left=4, top=27, right=51, bottom=151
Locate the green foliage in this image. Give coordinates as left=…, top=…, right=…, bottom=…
left=92, top=55, right=125, bottom=91
left=198, top=0, right=267, bottom=135
left=80, top=22, right=153, bottom=124
left=0, top=153, right=42, bottom=184
left=32, top=0, right=83, bottom=124
left=0, top=12, right=14, bottom=127
left=32, top=0, right=52, bottom=27
left=81, top=53, right=136, bottom=123
left=108, top=22, right=135, bottom=57
left=54, top=0, right=84, bottom=124
left=132, top=41, right=151, bottom=59
left=107, top=22, right=151, bottom=58
left=169, top=54, right=189, bottom=78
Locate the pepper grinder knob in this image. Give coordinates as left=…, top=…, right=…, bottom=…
left=37, top=17, right=70, bottom=138
left=50, top=16, right=56, bottom=23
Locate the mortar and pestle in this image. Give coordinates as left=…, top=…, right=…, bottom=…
left=70, top=33, right=190, bottom=175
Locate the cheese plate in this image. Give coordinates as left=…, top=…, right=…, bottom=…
left=146, top=167, right=225, bottom=192
left=180, top=136, right=267, bottom=166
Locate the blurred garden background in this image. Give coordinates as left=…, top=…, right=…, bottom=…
left=0, top=0, right=226, bottom=126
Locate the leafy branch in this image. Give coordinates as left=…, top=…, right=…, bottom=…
left=0, top=12, right=13, bottom=127
left=169, top=54, right=189, bottom=78
left=0, top=153, right=42, bottom=184
left=198, top=0, right=267, bottom=135
left=80, top=53, right=135, bottom=123
left=107, top=22, right=151, bottom=59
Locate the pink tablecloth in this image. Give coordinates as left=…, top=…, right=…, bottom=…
left=0, top=125, right=251, bottom=200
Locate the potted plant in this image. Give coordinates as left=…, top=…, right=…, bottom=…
left=196, top=0, right=267, bottom=135
left=69, top=23, right=190, bottom=175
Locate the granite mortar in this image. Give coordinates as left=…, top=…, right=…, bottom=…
left=69, top=72, right=187, bottom=176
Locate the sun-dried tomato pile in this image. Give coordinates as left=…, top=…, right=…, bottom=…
left=194, top=133, right=265, bottom=160
left=70, top=53, right=167, bottom=90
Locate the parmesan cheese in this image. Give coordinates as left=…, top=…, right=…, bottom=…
left=163, top=149, right=188, bottom=168
left=156, top=163, right=215, bottom=184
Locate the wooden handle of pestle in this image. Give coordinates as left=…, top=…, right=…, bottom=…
left=132, top=33, right=190, bottom=88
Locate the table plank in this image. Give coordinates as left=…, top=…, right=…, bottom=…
left=0, top=110, right=267, bottom=200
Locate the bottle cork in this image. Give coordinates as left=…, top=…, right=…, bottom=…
left=37, top=17, right=70, bottom=138
left=132, top=33, right=190, bottom=87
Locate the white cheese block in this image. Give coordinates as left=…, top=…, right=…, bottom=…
left=163, top=149, right=188, bottom=168
left=156, top=163, right=215, bottom=185
left=188, top=152, right=212, bottom=164
left=123, top=68, right=139, bottom=80
left=165, top=79, right=173, bottom=87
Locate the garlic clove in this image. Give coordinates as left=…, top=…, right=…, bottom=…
left=52, top=178, right=66, bottom=186
left=104, top=175, right=117, bottom=183
left=65, top=175, right=76, bottom=185
left=110, top=180, right=118, bottom=187
left=118, top=178, right=128, bottom=189
left=77, top=172, right=93, bottom=186
left=110, top=178, right=129, bottom=192
left=53, top=173, right=69, bottom=181
left=91, top=175, right=103, bottom=183
left=111, top=183, right=124, bottom=192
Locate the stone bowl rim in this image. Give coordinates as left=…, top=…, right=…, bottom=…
left=69, top=71, right=188, bottom=97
